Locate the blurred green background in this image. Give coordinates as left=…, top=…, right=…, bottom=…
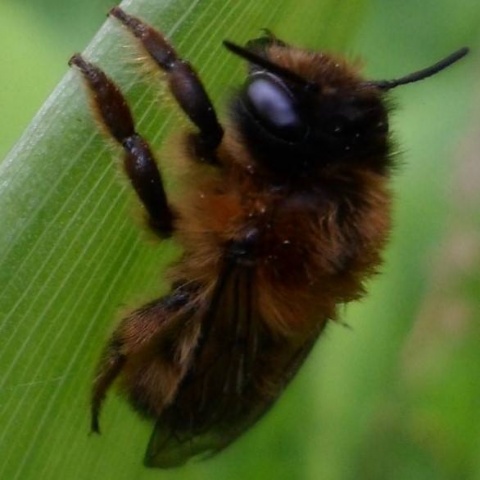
left=0, top=0, right=479, bottom=479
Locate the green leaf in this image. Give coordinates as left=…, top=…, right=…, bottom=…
left=0, top=0, right=369, bottom=479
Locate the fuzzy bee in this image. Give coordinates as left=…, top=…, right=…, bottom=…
left=69, top=7, right=468, bottom=468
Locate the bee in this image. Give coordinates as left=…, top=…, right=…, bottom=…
left=69, top=7, right=468, bottom=468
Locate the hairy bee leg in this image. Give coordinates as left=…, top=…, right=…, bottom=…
left=69, top=54, right=175, bottom=237
left=91, top=285, right=195, bottom=432
left=109, top=7, right=224, bottom=160
left=91, top=345, right=126, bottom=433
left=90, top=310, right=168, bottom=433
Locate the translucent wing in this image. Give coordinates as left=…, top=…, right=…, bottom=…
left=144, top=260, right=322, bottom=468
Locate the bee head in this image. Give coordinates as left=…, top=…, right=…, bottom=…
left=224, top=39, right=468, bottom=177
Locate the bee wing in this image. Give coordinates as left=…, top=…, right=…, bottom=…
left=144, top=260, right=322, bottom=468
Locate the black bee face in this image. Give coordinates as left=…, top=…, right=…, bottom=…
left=306, top=90, right=390, bottom=168
left=227, top=39, right=467, bottom=178
left=235, top=70, right=390, bottom=176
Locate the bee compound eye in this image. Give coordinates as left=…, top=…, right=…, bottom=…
left=246, top=76, right=307, bottom=141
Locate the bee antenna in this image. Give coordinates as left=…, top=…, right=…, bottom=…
left=223, top=40, right=317, bottom=92
left=365, top=47, right=469, bottom=90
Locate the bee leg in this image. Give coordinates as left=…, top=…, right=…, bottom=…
left=109, top=7, right=224, bottom=162
left=91, top=284, right=195, bottom=432
left=91, top=342, right=125, bottom=433
left=90, top=307, right=168, bottom=433
left=69, top=55, right=175, bottom=237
